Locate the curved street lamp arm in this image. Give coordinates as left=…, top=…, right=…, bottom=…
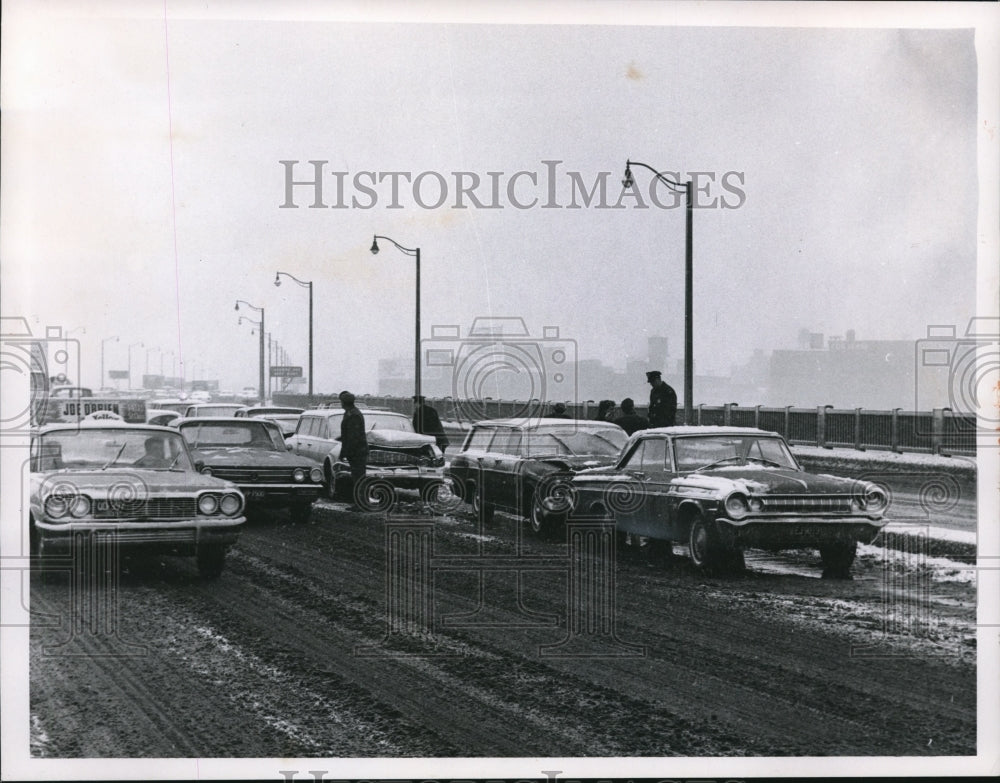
left=624, top=159, right=687, bottom=193
left=372, top=234, right=419, bottom=257
left=274, top=271, right=311, bottom=288
left=234, top=299, right=264, bottom=314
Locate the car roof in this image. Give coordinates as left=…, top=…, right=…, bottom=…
left=639, top=425, right=777, bottom=437
left=300, top=407, right=406, bottom=416
left=243, top=406, right=303, bottom=413
left=175, top=417, right=279, bottom=427
left=36, top=422, right=182, bottom=435
left=471, top=417, right=624, bottom=429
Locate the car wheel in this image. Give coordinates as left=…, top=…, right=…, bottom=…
left=688, top=515, right=723, bottom=572
left=820, top=540, right=857, bottom=579
left=196, top=543, right=227, bottom=579
left=330, top=469, right=352, bottom=503
left=528, top=493, right=564, bottom=539
left=471, top=483, right=495, bottom=525
left=289, top=502, right=313, bottom=524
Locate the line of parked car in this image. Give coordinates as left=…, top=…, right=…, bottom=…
left=29, top=400, right=890, bottom=579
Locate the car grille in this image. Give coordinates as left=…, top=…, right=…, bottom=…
left=369, top=447, right=440, bottom=467
left=94, top=498, right=198, bottom=519
left=207, top=467, right=301, bottom=483
left=757, top=495, right=855, bottom=514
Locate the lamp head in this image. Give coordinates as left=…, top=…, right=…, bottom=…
left=234, top=301, right=240, bottom=311
left=274, top=273, right=281, bottom=287
left=370, top=237, right=380, bottom=255
left=622, top=161, right=634, bottom=190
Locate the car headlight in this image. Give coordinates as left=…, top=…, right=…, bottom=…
left=865, top=487, right=888, bottom=513
left=69, top=495, right=92, bottom=518
left=724, top=492, right=750, bottom=520
left=198, top=493, right=219, bottom=515
left=200, top=466, right=213, bottom=476
left=293, top=468, right=306, bottom=483
left=44, top=495, right=71, bottom=520
left=309, top=467, right=323, bottom=483
left=219, top=492, right=243, bottom=516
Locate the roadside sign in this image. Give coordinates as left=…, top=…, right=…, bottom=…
left=270, top=365, right=303, bottom=378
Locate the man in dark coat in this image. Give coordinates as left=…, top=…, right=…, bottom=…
left=338, top=390, right=368, bottom=484
left=547, top=402, right=572, bottom=419
left=412, top=395, right=449, bottom=453
left=613, top=398, right=649, bottom=436
left=646, top=370, right=677, bottom=428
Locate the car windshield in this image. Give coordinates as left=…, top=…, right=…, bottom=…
left=31, top=428, right=194, bottom=472
left=188, top=405, right=245, bottom=417
left=323, top=411, right=413, bottom=433
left=179, top=421, right=285, bottom=451
left=674, top=435, right=797, bottom=472
left=524, top=427, right=627, bottom=457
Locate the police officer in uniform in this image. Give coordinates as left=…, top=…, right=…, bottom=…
left=646, top=370, right=677, bottom=428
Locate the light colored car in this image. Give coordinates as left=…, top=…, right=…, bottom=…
left=287, top=407, right=445, bottom=503
left=146, top=408, right=182, bottom=427
left=235, top=406, right=304, bottom=438
left=30, top=423, right=246, bottom=578
left=182, top=402, right=246, bottom=418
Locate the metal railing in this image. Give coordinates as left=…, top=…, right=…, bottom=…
left=272, top=394, right=977, bottom=455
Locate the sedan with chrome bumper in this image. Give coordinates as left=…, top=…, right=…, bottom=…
left=545, top=426, right=888, bottom=577
left=30, top=423, right=246, bottom=578
left=176, top=417, right=324, bottom=523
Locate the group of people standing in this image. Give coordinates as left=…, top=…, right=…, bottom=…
left=549, top=370, right=678, bottom=435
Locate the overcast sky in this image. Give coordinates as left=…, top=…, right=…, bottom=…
left=1, top=2, right=989, bottom=399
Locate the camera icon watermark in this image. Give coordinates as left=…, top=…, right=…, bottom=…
left=0, top=317, right=81, bottom=438
left=914, top=317, right=999, bottom=445
left=423, top=317, right=578, bottom=424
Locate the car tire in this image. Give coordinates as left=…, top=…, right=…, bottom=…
left=820, top=540, right=857, bottom=579
left=289, top=502, right=313, bottom=524
left=471, top=483, right=495, bottom=525
left=196, top=544, right=227, bottom=579
left=688, top=515, right=726, bottom=573
left=528, top=493, right=564, bottom=540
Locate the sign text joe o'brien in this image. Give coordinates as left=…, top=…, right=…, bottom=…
left=279, top=160, right=746, bottom=211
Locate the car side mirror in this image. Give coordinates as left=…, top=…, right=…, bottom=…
left=194, top=459, right=204, bottom=472
left=286, top=442, right=293, bottom=451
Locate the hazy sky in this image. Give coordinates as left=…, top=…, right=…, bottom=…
left=2, top=2, right=987, bottom=397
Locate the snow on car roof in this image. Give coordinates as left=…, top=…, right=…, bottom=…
left=473, top=417, right=624, bottom=428
left=643, top=425, right=775, bottom=436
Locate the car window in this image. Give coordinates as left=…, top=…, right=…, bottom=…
left=639, top=437, right=668, bottom=472
left=620, top=441, right=645, bottom=470
left=296, top=416, right=313, bottom=436
left=464, top=427, right=496, bottom=452
left=179, top=421, right=281, bottom=451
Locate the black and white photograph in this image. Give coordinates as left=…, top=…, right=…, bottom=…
left=1, top=1, right=997, bottom=780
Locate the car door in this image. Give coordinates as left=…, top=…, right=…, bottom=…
left=491, top=427, right=525, bottom=512
left=610, top=435, right=669, bottom=537
left=293, top=415, right=319, bottom=460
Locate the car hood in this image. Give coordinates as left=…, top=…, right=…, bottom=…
left=573, top=465, right=863, bottom=496
left=367, top=429, right=436, bottom=448
left=532, top=454, right=619, bottom=471
left=32, top=468, right=237, bottom=495
left=191, top=447, right=311, bottom=468
left=672, top=467, right=859, bottom=496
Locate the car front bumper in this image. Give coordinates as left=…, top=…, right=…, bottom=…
left=237, top=484, right=324, bottom=506
left=714, top=515, right=885, bottom=549
left=34, top=516, right=246, bottom=552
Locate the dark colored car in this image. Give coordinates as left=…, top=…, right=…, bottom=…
left=176, top=417, right=324, bottom=523
left=287, top=408, right=447, bottom=505
left=445, top=418, right=628, bottom=531
left=29, top=423, right=246, bottom=578
left=546, top=426, right=888, bottom=577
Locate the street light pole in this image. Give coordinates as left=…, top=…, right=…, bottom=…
left=274, top=271, right=313, bottom=400
left=370, top=235, right=421, bottom=401
left=622, top=159, right=694, bottom=425
left=101, top=336, right=119, bottom=390
left=235, top=300, right=265, bottom=404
